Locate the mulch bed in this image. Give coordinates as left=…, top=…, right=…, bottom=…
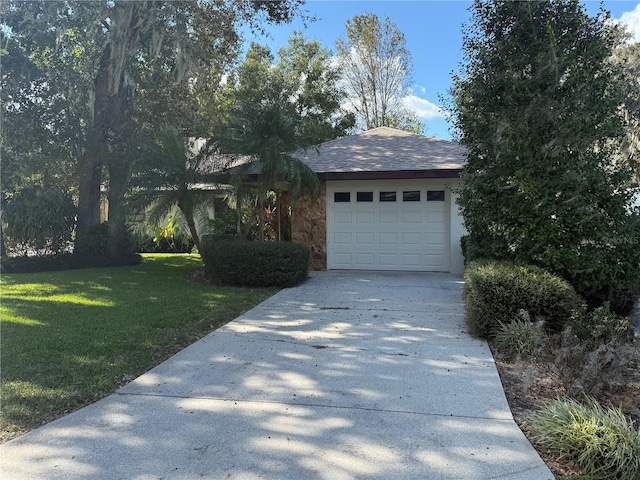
left=493, top=344, right=640, bottom=478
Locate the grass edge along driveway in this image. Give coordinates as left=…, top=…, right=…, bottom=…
left=0, top=254, right=279, bottom=443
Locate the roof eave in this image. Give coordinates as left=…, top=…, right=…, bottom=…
left=317, top=169, right=463, bottom=181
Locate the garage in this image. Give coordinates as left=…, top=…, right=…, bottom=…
left=290, top=126, right=468, bottom=274
left=327, top=180, right=451, bottom=271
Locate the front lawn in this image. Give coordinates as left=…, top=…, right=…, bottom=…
left=0, top=254, right=278, bottom=442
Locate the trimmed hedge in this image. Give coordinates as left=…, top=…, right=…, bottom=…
left=0, top=252, right=143, bottom=274
left=200, top=236, right=310, bottom=287
left=464, top=259, right=582, bottom=338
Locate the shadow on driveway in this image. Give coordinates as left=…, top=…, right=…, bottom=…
left=1, top=271, right=554, bottom=480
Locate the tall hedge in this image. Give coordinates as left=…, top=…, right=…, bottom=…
left=200, top=236, right=310, bottom=287
left=464, top=260, right=582, bottom=338
left=451, top=0, right=640, bottom=315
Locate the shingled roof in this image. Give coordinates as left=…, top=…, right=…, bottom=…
left=293, top=126, right=467, bottom=180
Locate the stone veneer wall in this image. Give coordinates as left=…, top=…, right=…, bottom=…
left=291, top=182, right=327, bottom=270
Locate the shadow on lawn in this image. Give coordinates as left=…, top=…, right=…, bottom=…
left=0, top=256, right=260, bottom=441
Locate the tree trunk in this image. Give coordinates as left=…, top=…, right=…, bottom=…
left=236, top=192, right=243, bottom=239
left=184, top=213, right=201, bottom=253
left=76, top=153, right=103, bottom=240
left=90, top=41, right=134, bottom=262
left=258, top=194, right=264, bottom=242
left=278, top=190, right=292, bottom=241
left=0, top=220, right=6, bottom=258
left=106, top=161, right=130, bottom=263
left=178, top=198, right=201, bottom=253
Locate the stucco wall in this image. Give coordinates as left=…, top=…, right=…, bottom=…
left=448, top=180, right=467, bottom=275
left=291, top=183, right=327, bottom=270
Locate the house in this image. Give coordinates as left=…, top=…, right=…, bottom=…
left=290, top=126, right=468, bottom=274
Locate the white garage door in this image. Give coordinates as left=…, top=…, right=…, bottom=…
left=327, top=180, right=451, bottom=271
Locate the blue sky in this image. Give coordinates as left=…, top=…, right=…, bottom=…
left=247, top=1, right=640, bottom=140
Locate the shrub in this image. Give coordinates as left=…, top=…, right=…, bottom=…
left=73, top=222, right=139, bottom=263
left=573, top=281, right=640, bottom=318
left=464, top=260, right=582, bottom=338
left=74, top=223, right=109, bottom=258
left=200, top=236, right=310, bottom=287
left=128, top=214, right=195, bottom=254
left=3, top=184, right=76, bottom=255
left=568, top=303, right=636, bottom=347
left=530, top=397, right=640, bottom=480
left=554, top=304, right=637, bottom=397
left=0, top=252, right=142, bottom=274
left=208, top=209, right=242, bottom=239
left=460, top=234, right=483, bottom=264
left=494, top=311, right=547, bottom=360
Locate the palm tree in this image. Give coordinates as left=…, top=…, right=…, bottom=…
left=213, top=35, right=356, bottom=240
left=217, top=103, right=321, bottom=241
left=128, top=128, right=227, bottom=251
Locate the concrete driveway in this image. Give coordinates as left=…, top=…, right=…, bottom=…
left=1, top=271, right=554, bottom=480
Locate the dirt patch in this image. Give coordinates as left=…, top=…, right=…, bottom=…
left=187, top=267, right=216, bottom=286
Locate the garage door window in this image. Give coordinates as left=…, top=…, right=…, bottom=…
left=427, top=190, right=445, bottom=201
left=357, top=192, right=374, bottom=202
left=379, top=191, right=396, bottom=202
left=403, top=191, right=421, bottom=202
left=334, top=192, right=351, bottom=202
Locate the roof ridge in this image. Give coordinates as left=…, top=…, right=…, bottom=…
left=309, top=126, right=431, bottom=151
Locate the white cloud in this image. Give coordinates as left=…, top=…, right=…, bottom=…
left=402, top=95, right=445, bottom=120
left=618, top=4, right=640, bottom=43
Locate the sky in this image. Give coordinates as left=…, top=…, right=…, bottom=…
left=246, top=0, right=640, bottom=140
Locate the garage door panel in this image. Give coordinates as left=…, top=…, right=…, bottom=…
left=378, top=253, right=398, bottom=266
left=402, top=211, right=422, bottom=223
left=355, top=232, right=375, bottom=244
left=379, top=211, right=398, bottom=223
left=333, top=232, right=352, bottom=244
left=334, top=211, right=352, bottom=223
left=401, top=232, right=422, bottom=245
left=356, top=211, right=375, bottom=223
left=401, top=253, right=422, bottom=268
left=379, top=232, right=398, bottom=244
left=355, top=253, right=375, bottom=267
left=426, top=209, right=446, bottom=223
left=426, top=233, right=446, bottom=245
left=332, top=252, right=352, bottom=267
left=425, top=254, right=447, bottom=268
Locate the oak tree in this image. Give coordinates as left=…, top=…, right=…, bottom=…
left=1, top=0, right=304, bottom=262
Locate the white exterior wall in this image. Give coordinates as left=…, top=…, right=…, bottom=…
left=448, top=180, right=466, bottom=275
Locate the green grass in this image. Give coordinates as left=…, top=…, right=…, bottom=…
left=0, top=254, right=279, bottom=441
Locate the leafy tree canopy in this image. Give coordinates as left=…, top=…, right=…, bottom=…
left=1, top=0, right=305, bottom=259
left=218, top=32, right=354, bottom=202
left=451, top=0, right=640, bottom=312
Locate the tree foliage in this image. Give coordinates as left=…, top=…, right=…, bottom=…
left=1, top=0, right=304, bottom=261
left=216, top=34, right=353, bottom=239
left=613, top=40, right=640, bottom=184
left=336, top=13, right=424, bottom=133
left=451, top=0, right=640, bottom=312
left=223, top=33, right=354, bottom=151
left=128, top=130, right=224, bottom=252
